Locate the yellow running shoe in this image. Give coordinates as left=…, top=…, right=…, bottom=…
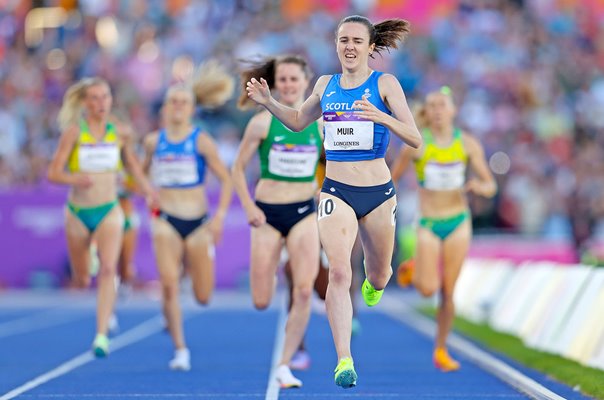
left=334, top=357, right=357, bottom=388
left=361, top=278, right=383, bottom=307
left=92, top=334, right=109, bottom=358
left=433, top=347, right=460, bottom=372
left=396, top=259, right=415, bottom=288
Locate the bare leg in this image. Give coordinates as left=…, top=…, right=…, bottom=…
left=318, top=195, right=358, bottom=360
left=412, top=227, right=442, bottom=298
left=437, top=220, right=471, bottom=348
left=279, top=215, right=319, bottom=365
left=118, top=197, right=137, bottom=284
left=249, top=224, right=283, bottom=309
left=93, top=206, right=124, bottom=336
left=151, top=218, right=186, bottom=349
left=358, top=197, right=398, bottom=292
left=64, top=208, right=92, bottom=288
left=185, top=225, right=215, bottom=305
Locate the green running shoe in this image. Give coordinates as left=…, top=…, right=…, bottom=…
left=334, top=357, right=357, bottom=388
left=92, top=334, right=109, bottom=358
left=361, top=278, right=383, bottom=307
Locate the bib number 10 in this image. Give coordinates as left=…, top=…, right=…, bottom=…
left=318, top=198, right=336, bottom=220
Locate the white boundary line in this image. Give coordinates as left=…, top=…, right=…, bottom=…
left=0, top=309, right=88, bottom=339
left=380, top=296, right=566, bottom=400
left=265, top=294, right=287, bottom=400
left=0, top=315, right=166, bottom=400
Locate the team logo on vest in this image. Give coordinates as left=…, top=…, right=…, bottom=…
left=363, top=88, right=371, bottom=99
left=324, top=102, right=355, bottom=111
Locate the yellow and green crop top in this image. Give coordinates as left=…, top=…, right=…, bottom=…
left=68, top=120, right=122, bottom=173
left=414, top=128, right=468, bottom=191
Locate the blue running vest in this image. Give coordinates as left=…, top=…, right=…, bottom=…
left=151, top=127, right=206, bottom=188
left=320, top=71, right=391, bottom=161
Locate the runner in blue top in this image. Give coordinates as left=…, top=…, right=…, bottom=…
left=246, top=15, right=422, bottom=388
left=143, top=61, right=234, bottom=371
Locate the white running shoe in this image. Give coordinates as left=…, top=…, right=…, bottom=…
left=275, top=364, right=302, bottom=388
left=169, top=348, right=191, bottom=371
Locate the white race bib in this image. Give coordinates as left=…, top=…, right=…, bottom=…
left=152, top=156, right=199, bottom=187
left=268, top=144, right=318, bottom=178
left=424, top=162, right=466, bottom=190
left=323, top=112, right=374, bottom=151
left=78, top=144, right=120, bottom=172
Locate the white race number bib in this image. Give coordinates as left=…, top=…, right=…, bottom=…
left=79, top=144, right=120, bottom=172
left=424, top=162, right=466, bottom=190
left=323, top=112, right=374, bottom=151
left=268, top=144, right=318, bottom=178
left=152, top=156, right=199, bottom=187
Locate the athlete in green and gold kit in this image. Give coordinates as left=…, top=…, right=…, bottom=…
left=391, top=87, right=497, bottom=372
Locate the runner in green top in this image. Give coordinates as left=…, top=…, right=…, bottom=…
left=232, top=55, right=322, bottom=389
left=257, top=116, right=321, bottom=183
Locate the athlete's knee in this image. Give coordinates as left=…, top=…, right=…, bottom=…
left=97, top=263, right=117, bottom=279
left=253, top=297, right=271, bottom=310
left=252, top=288, right=272, bottom=310
left=366, top=266, right=392, bottom=290
left=328, top=263, right=352, bottom=287
left=415, top=281, right=439, bottom=297
left=194, top=290, right=212, bottom=306
left=72, top=275, right=91, bottom=288
left=161, top=280, right=179, bottom=302
left=292, top=285, right=313, bottom=305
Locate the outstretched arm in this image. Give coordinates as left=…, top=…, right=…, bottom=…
left=246, top=75, right=330, bottom=132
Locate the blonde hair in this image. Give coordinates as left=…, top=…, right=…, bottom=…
left=57, top=77, right=109, bottom=130
left=191, top=60, right=235, bottom=108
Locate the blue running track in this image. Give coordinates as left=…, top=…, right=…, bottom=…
left=0, top=291, right=593, bottom=399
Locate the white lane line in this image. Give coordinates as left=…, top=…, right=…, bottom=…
left=0, top=309, right=88, bottom=339
left=265, top=294, right=287, bottom=400
left=0, top=315, right=166, bottom=400
left=379, top=296, right=566, bottom=400
left=0, top=393, right=512, bottom=398
left=0, top=395, right=266, bottom=398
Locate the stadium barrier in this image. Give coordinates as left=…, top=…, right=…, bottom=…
left=455, top=259, right=604, bottom=371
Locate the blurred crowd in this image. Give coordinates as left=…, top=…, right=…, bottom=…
left=0, top=0, right=603, bottom=256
